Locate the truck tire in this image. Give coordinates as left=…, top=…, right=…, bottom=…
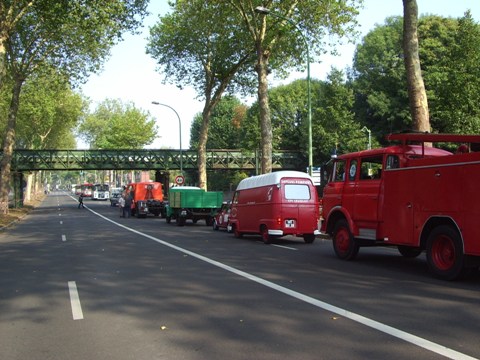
left=426, top=225, right=466, bottom=280
left=213, top=219, right=219, bottom=231
left=166, top=216, right=171, bottom=224
left=332, top=219, right=359, bottom=260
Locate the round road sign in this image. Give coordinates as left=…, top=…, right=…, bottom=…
left=175, top=175, right=185, bottom=185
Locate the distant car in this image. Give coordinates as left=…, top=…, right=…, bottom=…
left=110, top=190, right=122, bottom=207
left=213, top=202, right=231, bottom=231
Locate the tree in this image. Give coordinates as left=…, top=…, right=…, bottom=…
left=78, top=99, right=157, bottom=149
left=436, top=11, right=480, bottom=134
left=242, top=71, right=369, bottom=165
left=0, top=1, right=148, bottom=213
left=351, top=15, right=464, bottom=138
left=402, top=0, right=430, bottom=132
left=147, top=0, right=256, bottom=190
left=15, top=67, right=85, bottom=149
left=190, top=96, right=246, bottom=149
left=230, top=0, right=362, bottom=174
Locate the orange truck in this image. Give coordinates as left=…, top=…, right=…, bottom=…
left=126, top=181, right=166, bottom=218
left=321, top=133, right=480, bottom=280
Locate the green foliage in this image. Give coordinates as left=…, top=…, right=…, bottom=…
left=15, top=68, right=86, bottom=149
left=351, top=13, right=480, bottom=138
left=147, top=1, right=255, bottom=98
left=78, top=99, right=157, bottom=149
left=435, top=11, right=480, bottom=133
left=190, top=95, right=246, bottom=149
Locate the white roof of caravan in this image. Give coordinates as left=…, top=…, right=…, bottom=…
left=236, top=171, right=313, bottom=191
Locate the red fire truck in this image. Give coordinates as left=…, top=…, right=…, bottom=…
left=321, top=133, right=480, bottom=280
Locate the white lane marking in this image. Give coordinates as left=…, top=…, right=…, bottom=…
left=68, top=281, right=84, bottom=320
left=80, top=207, right=477, bottom=360
left=271, top=244, right=297, bottom=251
left=60, top=221, right=63, bottom=225
left=61, top=234, right=66, bottom=242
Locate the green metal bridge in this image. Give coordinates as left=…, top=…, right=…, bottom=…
left=5, top=148, right=304, bottom=171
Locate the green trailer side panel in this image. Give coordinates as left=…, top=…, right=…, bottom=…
left=169, top=188, right=223, bottom=209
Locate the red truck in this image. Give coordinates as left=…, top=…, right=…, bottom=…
left=126, top=181, right=166, bottom=218
left=321, top=133, right=480, bottom=280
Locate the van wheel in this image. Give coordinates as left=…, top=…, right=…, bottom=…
left=426, top=225, right=466, bottom=280
left=332, top=219, right=359, bottom=260
left=303, top=234, right=316, bottom=244
left=260, top=225, right=271, bottom=244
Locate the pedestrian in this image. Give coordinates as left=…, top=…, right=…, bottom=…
left=123, top=192, right=133, bottom=218
left=78, top=193, right=84, bottom=209
left=118, top=195, right=125, bottom=217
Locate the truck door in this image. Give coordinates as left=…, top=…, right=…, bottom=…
left=382, top=155, right=415, bottom=245
left=352, top=156, right=382, bottom=226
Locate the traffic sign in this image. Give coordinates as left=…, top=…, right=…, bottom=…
left=174, top=175, right=185, bottom=185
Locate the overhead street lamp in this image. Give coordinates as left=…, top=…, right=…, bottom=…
left=254, top=6, right=313, bottom=176
left=151, top=101, right=183, bottom=174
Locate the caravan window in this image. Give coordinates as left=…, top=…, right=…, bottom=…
left=284, top=184, right=311, bottom=200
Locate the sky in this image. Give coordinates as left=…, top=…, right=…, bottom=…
left=80, top=0, right=480, bottom=150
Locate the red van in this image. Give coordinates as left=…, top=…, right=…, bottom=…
left=228, top=171, right=320, bottom=243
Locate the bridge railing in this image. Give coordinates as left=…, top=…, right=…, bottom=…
left=2, top=149, right=304, bottom=171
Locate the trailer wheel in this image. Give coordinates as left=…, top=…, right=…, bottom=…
left=303, top=234, right=316, bottom=244
left=426, top=225, right=465, bottom=280
left=332, top=219, right=359, bottom=260
left=260, top=225, right=271, bottom=244
left=397, top=245, right=422, bottom=258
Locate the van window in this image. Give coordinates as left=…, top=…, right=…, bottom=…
left=285, top=184, right=311, bottom=200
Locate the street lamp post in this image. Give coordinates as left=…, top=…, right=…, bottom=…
left=361, top=126, right=372, bottom=150
left=254, top=6, right=313, bottom=176
left=151, top=101, right=183, bottom=174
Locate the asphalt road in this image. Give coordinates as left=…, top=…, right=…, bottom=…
left=0, top=192, right=479, bottom=360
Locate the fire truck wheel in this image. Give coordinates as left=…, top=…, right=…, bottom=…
left=426, top=225, right=465, bottom=280
left=332, top=219, right=359, bottom=260
left=397, top=245, right=422, bottom=258
left=260, top=225, right=272, bottom=244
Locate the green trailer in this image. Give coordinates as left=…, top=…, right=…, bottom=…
left=165, top=186, right=223, bottom=226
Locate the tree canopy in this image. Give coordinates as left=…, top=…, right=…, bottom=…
left=78, top=99, right=157, bottom=149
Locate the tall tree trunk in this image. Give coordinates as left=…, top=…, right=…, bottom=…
left=0, top=77, right=24, bottom=214
left=197, top=106, right=212, bottom=190
left=403, top=0, right=430, bottom=132
left=256, top=47, right=272, bottom=174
